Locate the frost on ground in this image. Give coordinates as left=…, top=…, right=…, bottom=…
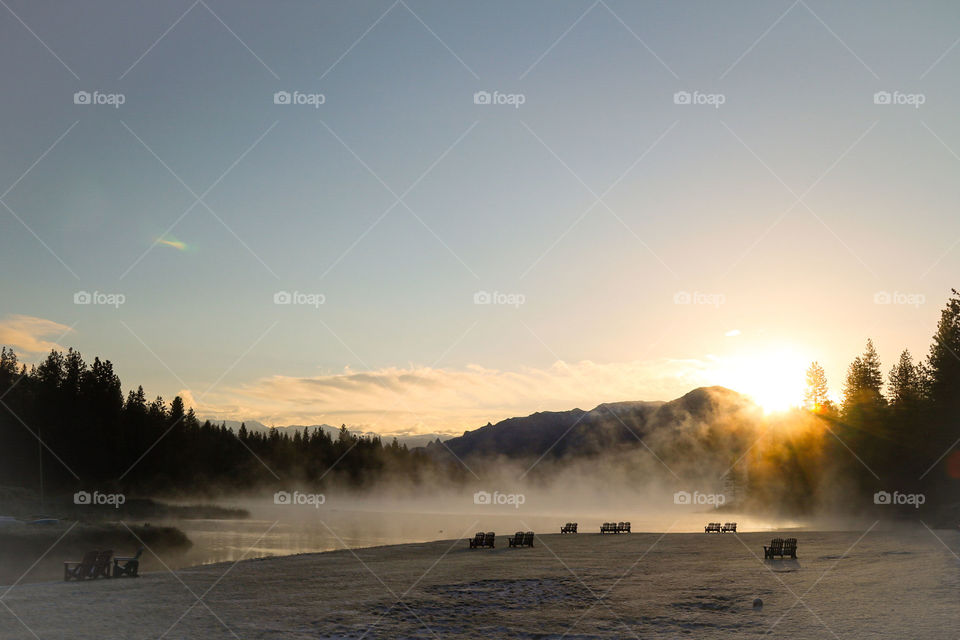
left=0, top=529, right=957, bottom=639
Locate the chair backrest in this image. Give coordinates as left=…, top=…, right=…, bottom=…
left=75, top=550, right=99, bottom=576
left=572, top=523, right=577, bottom=531
left=523, top=531, right=534, bottom=545
left=484, top=532, right=495, bottom=545
left=514, top=531, right=524, bottom=539
left=93, top=550, right=113, bottom=576
left=771, top=538, right=784, bottom=550
left=784, top=538, right=797, bottom=549
left=472, top=532, right=484, bottom=544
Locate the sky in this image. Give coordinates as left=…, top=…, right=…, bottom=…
left=1, top=0, right=959, bottom=434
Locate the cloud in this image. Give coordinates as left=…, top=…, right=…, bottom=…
left=0, top=314, right=73, bottom=354
left=196, top=358, right=719, bottom=435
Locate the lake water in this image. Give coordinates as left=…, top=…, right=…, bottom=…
left=161, top=506, right=812, bottom=571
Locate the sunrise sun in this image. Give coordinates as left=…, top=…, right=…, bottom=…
left=713, top=347, right=811, bottom=413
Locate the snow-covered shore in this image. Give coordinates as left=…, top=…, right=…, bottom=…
left=2, top=529, right=957, bottom=639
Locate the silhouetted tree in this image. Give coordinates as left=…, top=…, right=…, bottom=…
left=804, top=361, right=834, bottom=413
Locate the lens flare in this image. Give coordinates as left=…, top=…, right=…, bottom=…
left=157, top=235, right=188, bottom=251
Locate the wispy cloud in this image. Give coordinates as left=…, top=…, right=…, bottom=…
left=0, top=314, right=73, bottom=354
left=195, top=359, right=719, bottom=435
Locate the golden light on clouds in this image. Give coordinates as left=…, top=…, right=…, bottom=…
left=0, top=314, right=73, bottom=354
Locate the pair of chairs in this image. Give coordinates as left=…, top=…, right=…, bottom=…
left=507, top=531, right=534, bottom=547
left=560, top=522, right=578, bottom=534
left=64, top=549, right=142, bottom=580
left=764, top=538, right=798, bottom=559
left=468, top=532, right=495, bottom=548
left=600, top=522, right=630, bottom=534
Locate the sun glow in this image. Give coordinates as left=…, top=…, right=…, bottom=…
left=712, top=347, right=810, bottom=413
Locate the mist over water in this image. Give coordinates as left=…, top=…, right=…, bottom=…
left=159, top=489, right=849, bottom=572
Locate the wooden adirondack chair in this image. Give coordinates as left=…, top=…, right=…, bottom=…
left=91, top=550, right=113, bottom=579
left=113, top=549, right=143, bottom=577
left=764, top=538, right=784, bottom=558
left=64, top=550, right=98, bottom=581
left=783, top=538, right=798, bottom=558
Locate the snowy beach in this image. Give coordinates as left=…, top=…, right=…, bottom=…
left=2, top=528, right=957, bottom=639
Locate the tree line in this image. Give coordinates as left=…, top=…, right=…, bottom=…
left=803, top=289, right=960, bottom=504
left=0, top=349, right=455, bottom=497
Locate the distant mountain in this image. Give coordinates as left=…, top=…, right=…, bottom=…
left=428, top=386, right=757, bottom=461
left=209, top=419, right=446, bottom=450
left=208, top=387, right=755, bottom=460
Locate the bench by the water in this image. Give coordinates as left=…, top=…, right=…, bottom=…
left=705, top=522, right=722, bottom=533
left=721, top=522, right=737, bottom=533
left=509, top=531, right=534, bottom=547
left=112, top=549, right=143, bottom=578
left=64, top=550, right=112, bottom=581
left=469, top=532, right=495, bottom=549
left=763, top=537, right=798, bottom=559
left=560, top=522, right=577, bottom=534
left=601, top=522, right=631, bottom=534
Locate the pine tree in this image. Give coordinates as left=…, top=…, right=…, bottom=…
left=888, top=349, right=922, bottom=410
left=843, top=339, right=885, bottom=415
left=804, top=361, right=833, bottom=412
left=927, top=288, right=960, bottom=410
